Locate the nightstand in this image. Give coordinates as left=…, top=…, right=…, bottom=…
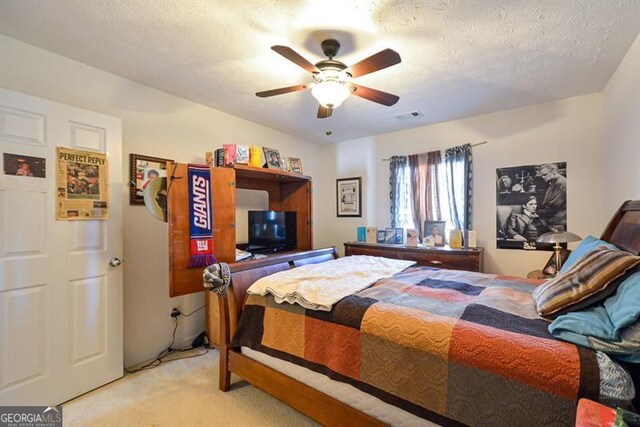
left=527, top=269, right=550, bottom=279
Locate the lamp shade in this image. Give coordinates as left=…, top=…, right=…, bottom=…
left=537, top=231, right=582, bottom=244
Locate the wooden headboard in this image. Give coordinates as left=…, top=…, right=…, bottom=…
left=600, top=200, right=640, bottom=255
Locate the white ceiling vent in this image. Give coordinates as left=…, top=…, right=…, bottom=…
left=394, top=111, right=424, bottom=120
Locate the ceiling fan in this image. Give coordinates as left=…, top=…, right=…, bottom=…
left=256, top=39, right=401, bottom=119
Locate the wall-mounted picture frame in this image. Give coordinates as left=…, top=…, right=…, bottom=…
left=424, top=220, right=446, bottom=246
left=263, top=147, right=283, bottom=170
left=337, top=177, right=362, bottom=217
left=3, top=153, right=46, bottom=178
left=289, top=157, right=303, bottom=174
left=129, top=153, right=172, bottom=205
left=542, top=248, right=571, bottom=277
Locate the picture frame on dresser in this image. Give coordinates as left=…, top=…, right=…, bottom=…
left=424, top=220, right=446, bottom=247
left=337, top=177, right=362, bottom=217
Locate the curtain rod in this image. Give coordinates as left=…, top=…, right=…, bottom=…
left=381, top=141, right=487, bottom=161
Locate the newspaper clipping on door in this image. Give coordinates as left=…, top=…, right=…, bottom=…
left=56, top=147, right=109, bottom=220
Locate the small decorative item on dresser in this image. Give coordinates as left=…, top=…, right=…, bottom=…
left=449, top=229, right=463, bottom=249
left=376, top=229, right=386, bottom=243
left=365, top=227, right=377, bottom=243
left=263, top=147, right=283, bottom=169
left=384, top=228, right=404, bottom=244
left=406, top=229, right=418, bottom=247
left=424, top=221, right=446, bottom=247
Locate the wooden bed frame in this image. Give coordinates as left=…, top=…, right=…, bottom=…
left=215, top=200, right=640, bottom=426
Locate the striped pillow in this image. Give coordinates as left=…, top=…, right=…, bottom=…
left=532, top=248, right=640, bottom=319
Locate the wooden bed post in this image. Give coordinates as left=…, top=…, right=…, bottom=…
left=217, top=290, right=231, bottom=391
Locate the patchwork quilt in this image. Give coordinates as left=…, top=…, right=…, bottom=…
left=231, top=266, right=600, bottom=426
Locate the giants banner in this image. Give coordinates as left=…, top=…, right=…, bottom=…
left=187, top=164, right=216, bottom=267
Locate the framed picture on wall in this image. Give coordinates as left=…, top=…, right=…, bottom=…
left=336, top=177, right=362, bottom=217
left=129, top=153, right=173, bottom=205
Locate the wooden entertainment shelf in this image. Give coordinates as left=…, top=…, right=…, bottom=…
left=167, top=163, right=313, bottom=346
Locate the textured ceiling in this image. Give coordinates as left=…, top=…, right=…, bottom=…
left=1, top=0, right=639, bottom=144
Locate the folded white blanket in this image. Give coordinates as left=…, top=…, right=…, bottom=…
left=247, top=255, right=416, bottom=311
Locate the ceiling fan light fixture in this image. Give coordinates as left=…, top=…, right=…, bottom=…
left=311, top=81, right=350, bottom=108
left=311, top=70, right=351, bottom=108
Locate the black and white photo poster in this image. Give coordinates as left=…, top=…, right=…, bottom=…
left=496, top=162, right=567, bottom=250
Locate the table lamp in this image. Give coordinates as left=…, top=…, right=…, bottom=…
left=537, top=231, right=582, bottom=275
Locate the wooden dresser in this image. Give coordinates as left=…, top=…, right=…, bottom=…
left=344, top=242, right=484, bottom=272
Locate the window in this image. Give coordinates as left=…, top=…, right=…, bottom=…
left=390, top=144, right=472, bottom=241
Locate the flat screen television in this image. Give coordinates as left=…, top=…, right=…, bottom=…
left=247, top=210, right=297, bottom=253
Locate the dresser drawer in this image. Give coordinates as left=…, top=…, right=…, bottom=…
left=398, top=251, right=479, bottom=271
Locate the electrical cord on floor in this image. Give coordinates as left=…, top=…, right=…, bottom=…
left=123, top=316, right=208, bottom=375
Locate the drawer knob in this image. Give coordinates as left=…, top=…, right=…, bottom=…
left=430, top=260, right=443, bottom=265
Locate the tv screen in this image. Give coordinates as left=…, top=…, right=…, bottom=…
left=248, top=210, right=297, bottom=253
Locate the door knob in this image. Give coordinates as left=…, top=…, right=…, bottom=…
left=109, top=257, right=122, bottom=267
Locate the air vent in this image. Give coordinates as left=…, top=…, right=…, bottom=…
left=393, top=111, right=424, bottom=120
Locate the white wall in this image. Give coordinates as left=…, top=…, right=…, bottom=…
left=603, top=33, right=640, bottom=215
left=317, top=94, right=607, bottom=277
left=0, top=35, right=323, bottom=367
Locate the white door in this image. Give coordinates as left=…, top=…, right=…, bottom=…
left=0, top=88, right=123, bottom=405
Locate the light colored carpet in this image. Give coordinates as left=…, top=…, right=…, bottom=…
left=63, top=349, right=319, bottom=426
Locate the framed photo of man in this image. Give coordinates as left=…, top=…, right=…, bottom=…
left=424, top=220, right=446, bottom=247
left=129, top=153, right=172, bottom=205
left=495, top=162, right=567, bottom=251
left=263, top=147, right=283, bottom=170
left=336, top=177, right=361, bottom=217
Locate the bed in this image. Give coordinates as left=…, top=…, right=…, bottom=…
left=211, top=200, right=640, bottom=426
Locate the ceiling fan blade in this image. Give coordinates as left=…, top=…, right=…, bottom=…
left=351, top=84, right=399, bottom=106
left=317, top=105, right=332, bottom=119
left=348, top=48, right=401, bottom=78
left=256, top=84, right=307, bottom=98
left=271, top=46, right=319, bottom=73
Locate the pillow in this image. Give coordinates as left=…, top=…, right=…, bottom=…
left=550, top=318, right=640, bottom=363
left=559, top=235, right=618, bottom=274
left=604, top=270, right=640, bottom=335
left=532, top=248, right=640, bottom=319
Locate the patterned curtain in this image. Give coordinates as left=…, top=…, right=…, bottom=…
left=444, top=144, right=473, bottom=231
left=408, top=151, right=442, bottom=239
left=389, top=156, right=413, bottom=228
left=426, top=151, right=442, bottom=222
